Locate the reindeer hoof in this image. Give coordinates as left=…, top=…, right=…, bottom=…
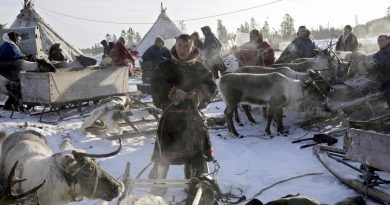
left=238, top=123, right=244, bottom=126
left=277, top=129, right=289, bottom=137
left=217, top=133, right=227, bottom=140
left=229, top=132, right=243, bottom=139
left=265, top=131, right=273, bottom=137
left=233, top=134, right=244, bottom=139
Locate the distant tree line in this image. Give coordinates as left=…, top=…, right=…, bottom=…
left=215, top=6, right=390, bottom=50
left=354, top=16, right=390, bottom=37
left=80, top=43, right=103, bottom=56
left=82, top=6, right=390, bottom=51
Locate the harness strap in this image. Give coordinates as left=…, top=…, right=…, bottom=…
left=91, top=171, right=99, bottom=198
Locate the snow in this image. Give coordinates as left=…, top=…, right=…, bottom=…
left=0, top=78, right=384, bottom=205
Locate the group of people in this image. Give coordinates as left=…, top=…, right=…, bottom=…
left=141, top=25, right=225, bottom=79
left=100, top=37, right=138, bottom=76
left=277, top=25, right=359, bottom=63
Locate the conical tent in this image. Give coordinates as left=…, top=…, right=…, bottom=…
left=135, top=4, right=181, bottom=54
left=11, top=0, right=83, bottom=60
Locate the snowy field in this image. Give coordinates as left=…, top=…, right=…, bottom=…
left=0, top=75, right=385, bottom=205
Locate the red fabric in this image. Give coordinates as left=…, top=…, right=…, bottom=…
left=236, top=40, right=275, bottom=66
left=259, top=41, right=275, bottom=66
left=110, top=42, right=136, bottom=67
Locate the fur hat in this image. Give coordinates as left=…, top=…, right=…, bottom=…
left=201, top=26, right=211, bottom=35
left=7, top=32, right=20, bottom=43
left=344, top=25, right=352, bottom=31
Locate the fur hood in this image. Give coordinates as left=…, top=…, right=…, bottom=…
left=2, top=33, right=16, bottom=46
left=170, top=47, right=200, bottom=64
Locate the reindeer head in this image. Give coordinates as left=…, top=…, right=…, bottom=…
left=56, top=138, right=123, bottom=201
left=315, top=47, right=350, bottom=83
left=303, top=70, right=333, bottom=107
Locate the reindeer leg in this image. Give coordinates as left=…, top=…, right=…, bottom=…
left=274, top=108, right=288, bottom=136
left=242, top=105, right=257, bottom=124
left=234, top=107, right=243, bottom=126
left=262, top=106, right=267, bottom=119
left=225, top=107, right=243, bottom=138
left=265, top=107, right=273, bottom=137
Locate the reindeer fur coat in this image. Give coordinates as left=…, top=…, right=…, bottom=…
left=150, top=48, right=216, bottom=165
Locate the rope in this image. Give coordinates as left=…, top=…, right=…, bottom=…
left=248, top=172, right=323, bottom=201
left=91, top=169, right=99, bottom=199
left=38, top=0, right=283, bottom=24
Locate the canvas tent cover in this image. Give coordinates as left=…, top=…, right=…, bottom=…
left=136, top=5, right=181, bottom=54
left=10, top=0, right=83, bottom=61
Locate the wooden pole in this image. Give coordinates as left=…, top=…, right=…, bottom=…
left=117, top=162, right=131, bottom=205
left=191, top=186, right=203, bottom=205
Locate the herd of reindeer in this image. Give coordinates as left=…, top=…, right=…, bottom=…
left=218, top=45, right=376, bottom=138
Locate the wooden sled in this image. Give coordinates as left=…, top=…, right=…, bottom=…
left=117, top=162, right=220, bottom=205
left=86, top=98, right=161, bottom=140
left=5, top=66, right=130, bottom=123
left=349, top=113, right=390, bottom=134
left=315, top=144, right=390, bottom=204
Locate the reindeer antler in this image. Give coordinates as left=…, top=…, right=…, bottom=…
left=0, top=160, right=45, bottom=204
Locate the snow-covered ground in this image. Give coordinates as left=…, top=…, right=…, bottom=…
left=0, top=75, right=385, bottom=205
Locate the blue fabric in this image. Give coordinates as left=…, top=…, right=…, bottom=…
left=384, top=82, right=390, bottom=106
left=0, top=42, right=25, bottom=62
left=290, top=37, right=316, bottom=58
left=142, top=45, right=170, bottom=65
left=373, top=43, right=390, bottom=106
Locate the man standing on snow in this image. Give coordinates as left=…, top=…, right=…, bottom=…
left=277, top=25, right=317, bottom=63
left=191, top=32, right=204, bottom=62
left=110, top=37, right=137, bottom=76
left=0, top=32, right=27, bottom=111
left=367, top=34, right=390, bottom=108
left=141, top=36, right=170, bottom=66
left=0, top=32, right=26, bottom=62
left=237, top=29, right=275, bottom=66
left=201, top=26, right=224, bottom=79
left=335, top=25, right=359, bottom=52
left=148, top=34, right=216, bottom=195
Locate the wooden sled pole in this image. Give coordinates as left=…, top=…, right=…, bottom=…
left=192, top=186, right=203, bottom=205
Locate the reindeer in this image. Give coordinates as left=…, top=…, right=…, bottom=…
left=336, top=51, right=374, bottom=78
left=0, top=130, right=124, bottom=205
left=217, top=72, right=330, bottom=137
left=231, top=66, right=314, bottom=126
left=272, top=48, right=351, bottom=83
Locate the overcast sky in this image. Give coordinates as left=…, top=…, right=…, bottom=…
left=1, top=0, right=389, bottom=48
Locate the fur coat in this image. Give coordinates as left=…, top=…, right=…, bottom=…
left=150, top=47, right=216, bottom=165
